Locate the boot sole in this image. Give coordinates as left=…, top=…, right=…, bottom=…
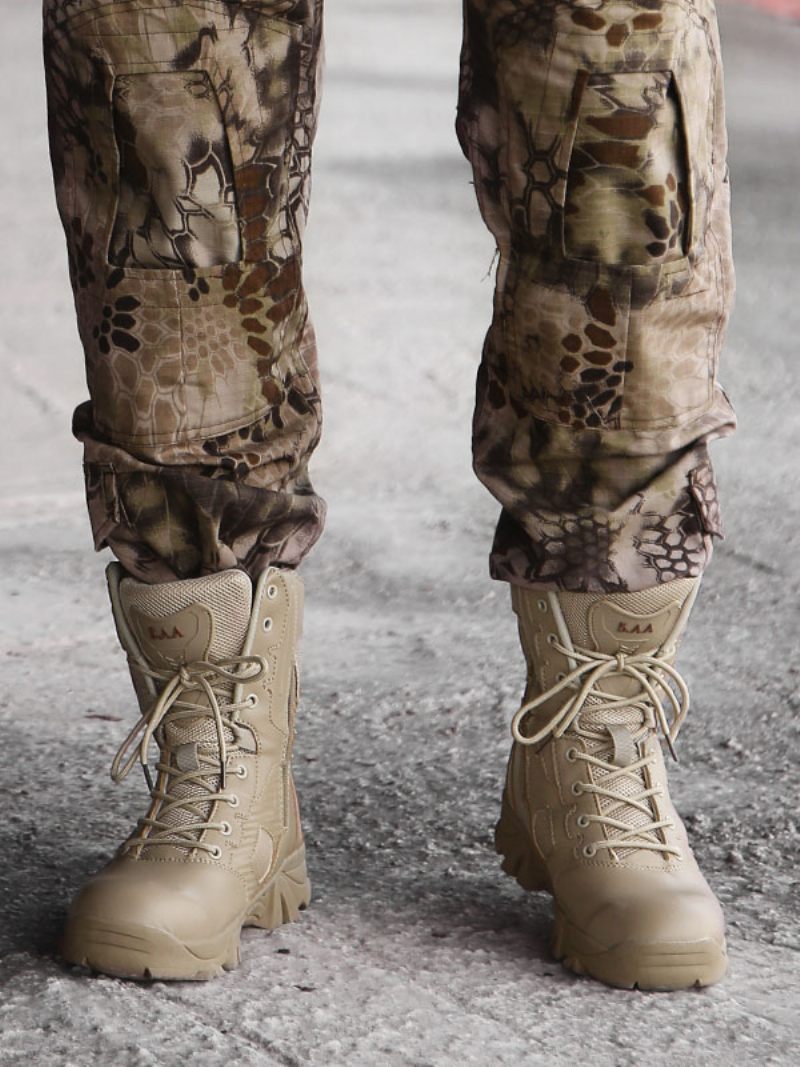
left=60, top=844, right=311, bottom=981
left=551, top=910, right=727, bottom=991
left=495, top=798, right=727, bottom=991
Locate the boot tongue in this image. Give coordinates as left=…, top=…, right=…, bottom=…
left=121, top=570, right=252, bottom=671
left=559, top=582, right=691, bottom=703
left=119, top=567, right=253, bottom=745
left=557, top=581, right=697, bottom=858
left=556, top=583, right=695, bottom=758
left=118, top=571, right=254, bottom=848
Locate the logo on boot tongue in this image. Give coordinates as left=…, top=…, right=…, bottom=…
left=129, top=605, right=214, bottom=668
left=147, top=624, right=185, bottom=641
left=616, top=621, right=653, bottom=636
left=588, top=601, right=680, bottom=655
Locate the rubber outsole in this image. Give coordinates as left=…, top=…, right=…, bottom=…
left=551, top=910, right=727, bottom=991
left=495, top=798, right=728, bottom=991
left=60, top=845, right=311, bottom=982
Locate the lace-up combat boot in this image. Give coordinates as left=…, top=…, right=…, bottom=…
left=496, top=578, right=727, bottom=990
left=61, top=564, right=310, bottom=980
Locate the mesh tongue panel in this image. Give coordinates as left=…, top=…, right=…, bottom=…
left=119, top=570, right=253, bottom=846
left=580, top=694, right=653, bottom=851
left=583, top=718, right=654, bottom=853
left=120, top=569, right=252, bottom=661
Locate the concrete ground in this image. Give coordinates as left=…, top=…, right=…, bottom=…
left=1, top=2, right=798, bottom=1064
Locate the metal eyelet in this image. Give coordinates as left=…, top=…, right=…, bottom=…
left=576, top=815, right=590, bottom=829
left=267, top=584, right=278, bottom=600
left=556, top=672, right=566, bottom=682
left=227, top=794, right=240, bottom=809
left=537, top=599, right=547, bottom=613
left=571, top=781, right=583, bottom=796
left=233, top=764, right=248, bottom=779
left=220, top=821, right=232, bottom=836
left=263, top=617, right=273, bottom=632
left=547, top=633, right=557, bottom=646
left=209, top=845, right=222, bottom=860
left=566, top=747, right=578, bottom=762
left=246, top=693, right=258, bottom=707
left=583, top=844, right=596, bottom=859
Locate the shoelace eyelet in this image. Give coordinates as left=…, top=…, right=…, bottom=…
left=537, top=599, right=547, bottom=613
left=582, top=844, right=597, bottom=859
left=566, top=747, right=578, bottom=762
left=227, top=794, right=240, bottom=809
left=571, top=781, right=584, bottom=796
left=576, top=814, right=590, bottom=829
left=233, top=764, right=248, bottom=779
left=263, top=617, right=273, bottom=632
left=209, top=845, right=222, bottom=860
left=246, top=693, right=259, bottom=708
left=220, top=821, right=232, bottom=836
left=267, top=584, right=278, bottom=600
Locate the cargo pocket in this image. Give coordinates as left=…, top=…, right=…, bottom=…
left=109, top=70, right=241, bottom=269
left=563, top=70, right=689, bottom=267
left=496, top=12, right=720, bottom=433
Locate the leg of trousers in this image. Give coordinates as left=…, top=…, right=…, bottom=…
left=457, top=0, right=736, bottom=591
left=43, top=0, right=326, bottom=582
left=44, top=0, right=734, bottom=590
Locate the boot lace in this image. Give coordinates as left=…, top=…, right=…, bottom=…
left=510, top=637, right=690, bottom=858
left=110, top=656, right=266, bottom=855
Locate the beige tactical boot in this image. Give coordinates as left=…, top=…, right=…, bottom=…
left=496, top=578, right=727, bottom=990
left=61, top=563, right=310, bottom=980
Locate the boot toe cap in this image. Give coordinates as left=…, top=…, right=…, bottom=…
left=586, top=884, right=726, bottom=948
left=553, top=866, right=727, bottom=989
left=61, top=857, right=246, bottom=980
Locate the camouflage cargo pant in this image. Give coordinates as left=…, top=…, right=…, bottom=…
left=43, top=0, right=735, bottom=591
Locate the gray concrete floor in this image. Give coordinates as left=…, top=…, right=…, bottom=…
left=1, top=2, right=798, bottom=1064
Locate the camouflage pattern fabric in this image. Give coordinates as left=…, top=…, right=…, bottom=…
left=44, top=0, right=735, bottom=591
left=43, top=0, right=325, bottom=581
left=457, top=0, right=736, bottom=590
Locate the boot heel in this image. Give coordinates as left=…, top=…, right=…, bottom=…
left=495, top=795, right=549, bottom=893
left=246, top=845, right=311, bottom=930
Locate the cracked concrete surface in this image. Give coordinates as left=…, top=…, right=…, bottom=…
left=1, top=2, right=798, bottom=1065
